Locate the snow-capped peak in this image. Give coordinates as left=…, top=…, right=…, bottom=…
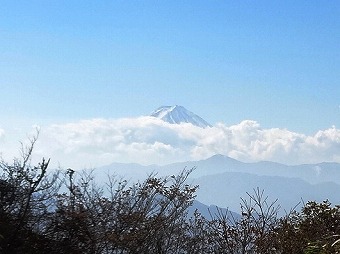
left=150, top=105, right=212, bottom=128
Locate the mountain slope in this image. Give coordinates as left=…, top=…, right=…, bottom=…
left=150, top=105, right=212, bottom=128
left=193, top=172, right=340, bottom=214
left=93, top=155, right=340, bottom=213
left=94, top=154, right=340, bottom=185
left=160, top=154, right=340, bottom=184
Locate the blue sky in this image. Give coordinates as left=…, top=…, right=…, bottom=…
left=0, top=1, right=340, bottom=167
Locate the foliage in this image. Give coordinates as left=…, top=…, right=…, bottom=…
left=0, top=134, right=60, bottom=253
left=204, top=188, right=281, bottom=254
left=48, top=168, right=197, bottom=253
left=275, top=200, right=340, bottom=254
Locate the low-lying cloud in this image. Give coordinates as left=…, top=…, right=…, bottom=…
left=32, top=117, right=340, bottom=169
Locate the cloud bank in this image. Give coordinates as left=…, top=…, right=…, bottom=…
left=31, top=117, right=340, bottom=169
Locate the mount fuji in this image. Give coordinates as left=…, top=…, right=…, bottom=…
left=150, top=105, right=212, bottom=128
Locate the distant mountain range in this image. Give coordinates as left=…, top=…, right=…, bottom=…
left=150, top=105, right=212, bottom=128
left=93, top=154, right=340, bottom=214
left=194, top=171, right=340, bottom=215
left=95, top=154, right=340, bottom=185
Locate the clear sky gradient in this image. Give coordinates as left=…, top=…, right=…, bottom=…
left=0, top=1, right=339, bottom=141
left=0, top=0, right=340, bottom=132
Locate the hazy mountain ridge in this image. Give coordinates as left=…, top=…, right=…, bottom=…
left=163, top=154, right=340, bottom=184
left=193, top=171, right=340, bottom=214
left=93, top=154, right=340, bottom=213
left=188, top=200, right=241, bottom=221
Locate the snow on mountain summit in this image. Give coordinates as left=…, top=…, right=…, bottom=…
left=150, top=105, right=212, bottom=128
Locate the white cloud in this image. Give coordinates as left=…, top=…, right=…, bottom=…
left=33, top=117, right=340, bottom=169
